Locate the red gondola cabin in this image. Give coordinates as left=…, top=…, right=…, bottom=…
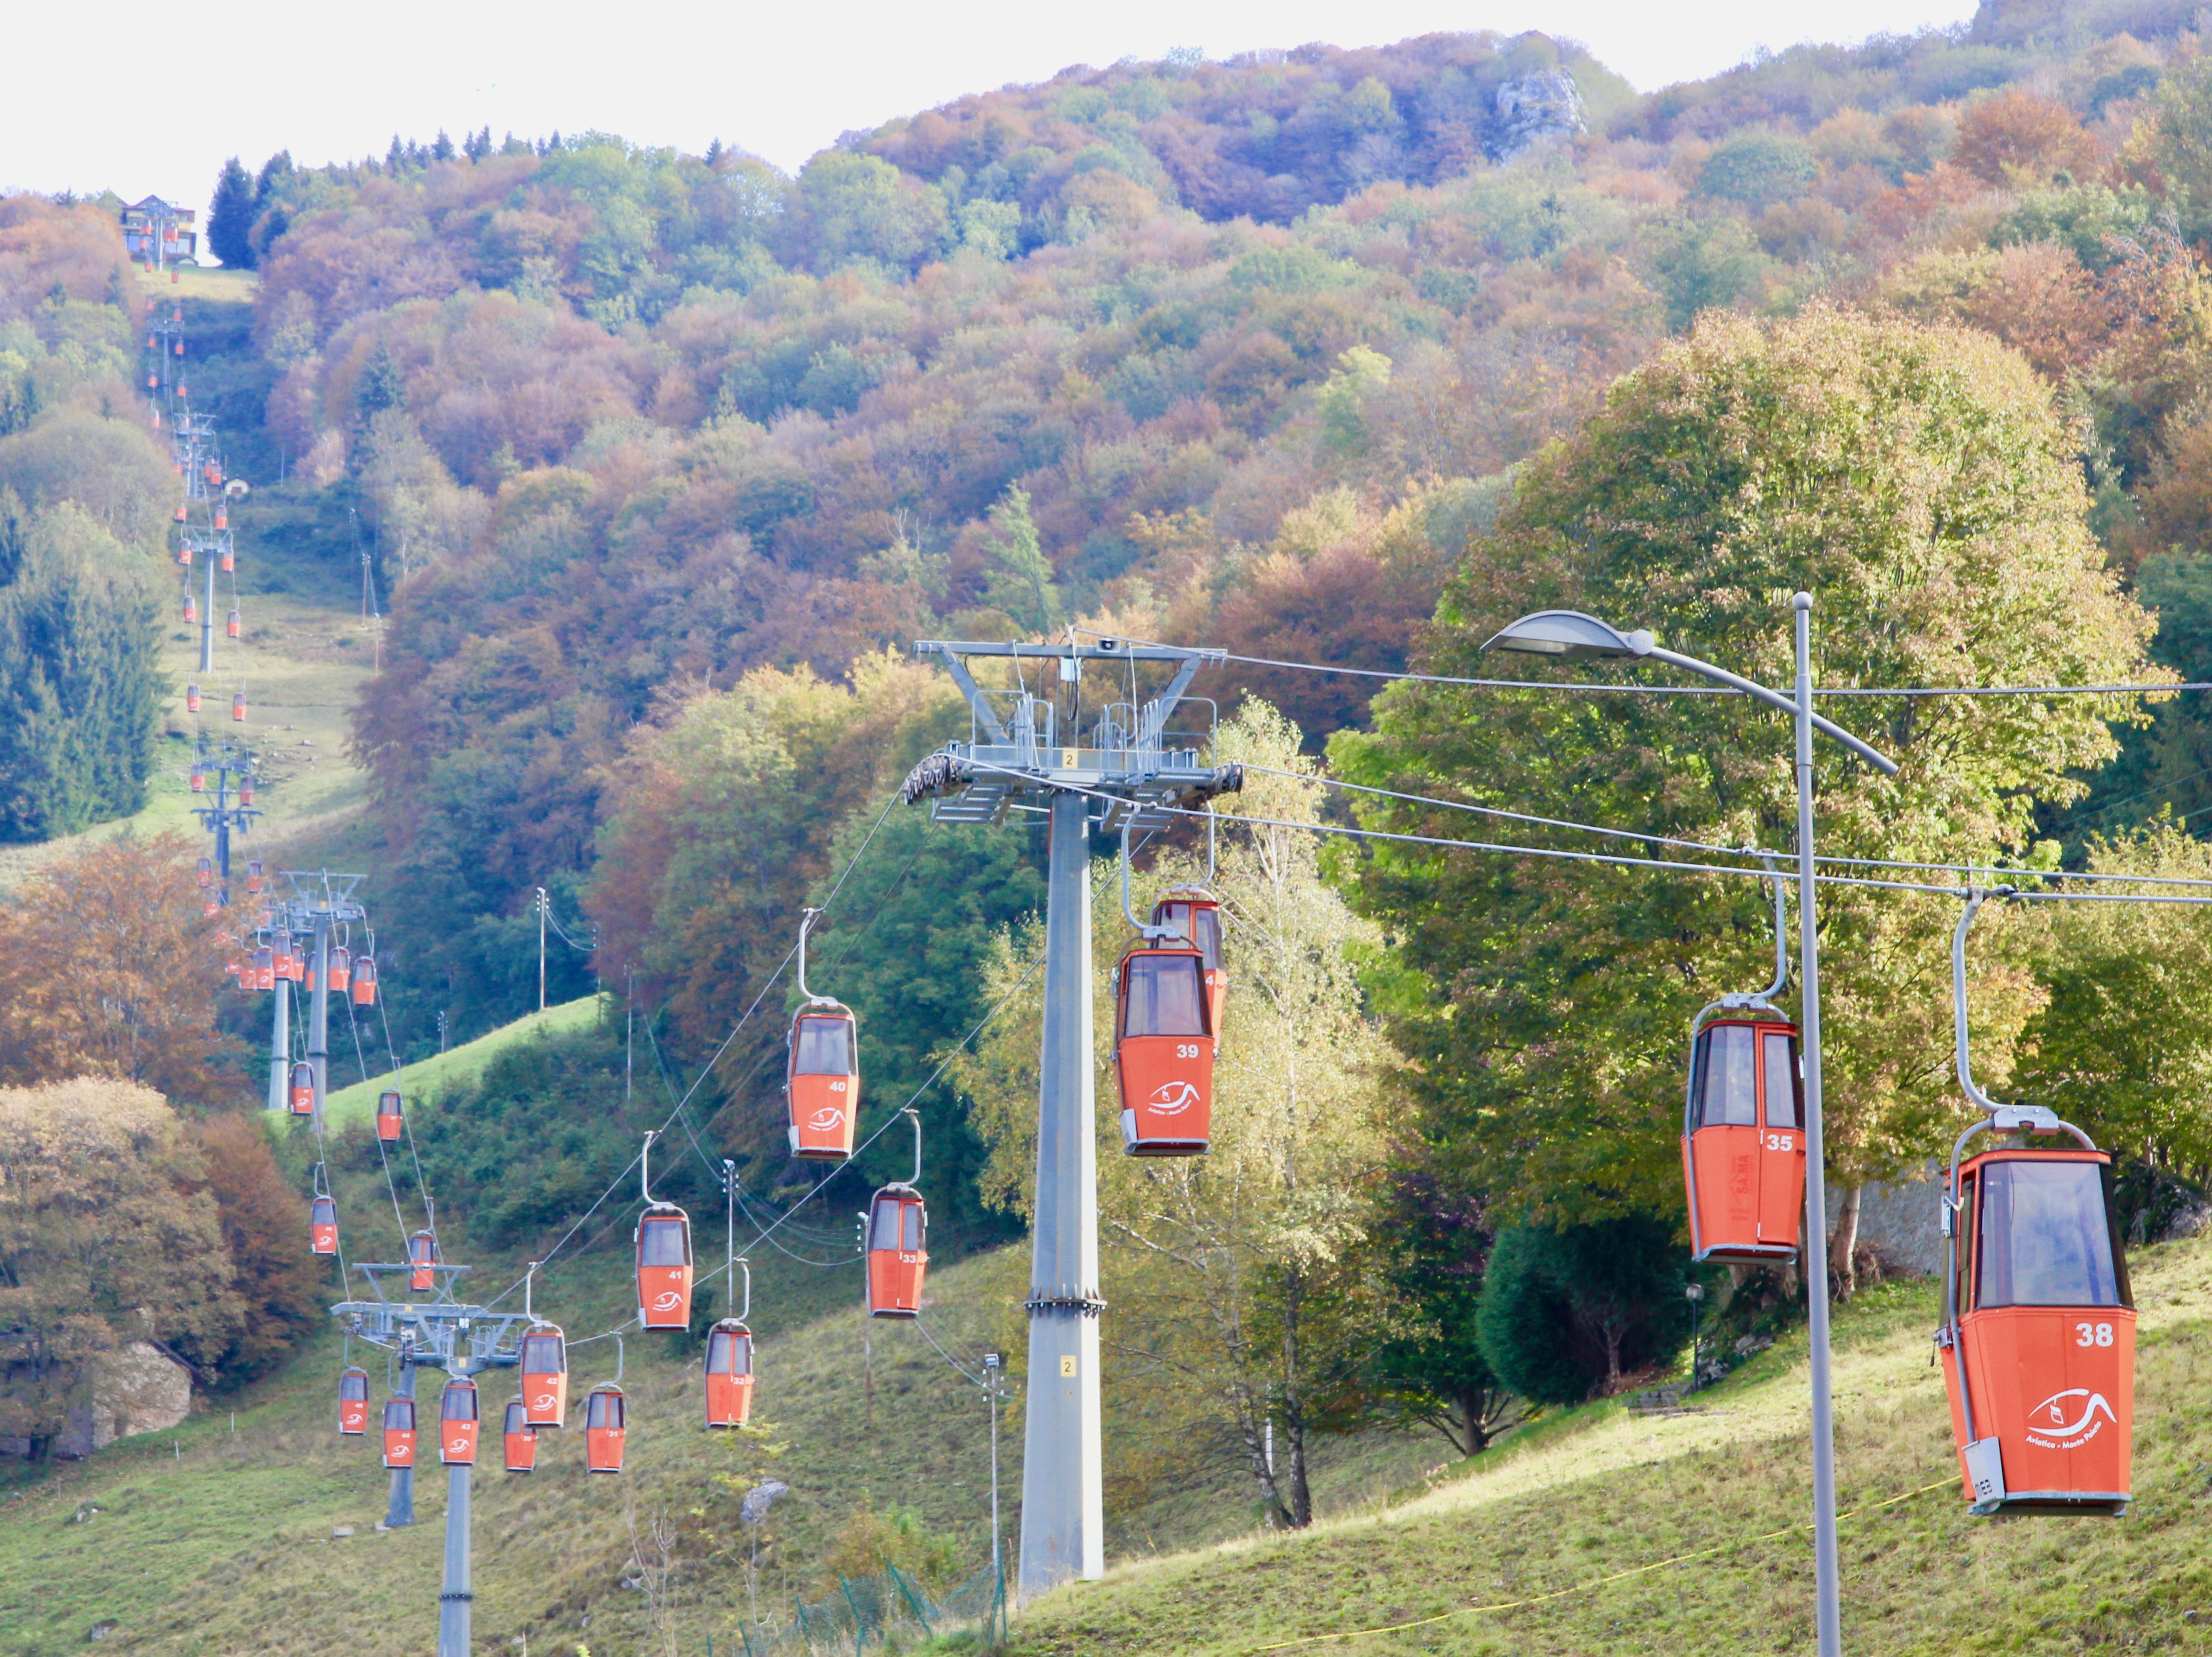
left=787, top=1005, right=859, bottom=1160
left=186, top=682, right=200, bottom=714
left=1150, top=888, right=1227, bottom=1038
left=289, top=1061, right=315, bottom=1116
left=519, top=1326, right=568, bottom=1428
left=1114, top=943, right=1214, bottom=1157
left=705, top=1320, right=755, bottom=1428
left=439, top=1376, right=480, bottom=1465
left=245, top=859, right=263, bottom=894
left=866, top=1185, right=928, bottom=1318
left=636, top=1208, right=694, bottom=1329
left=337, top=1367, right=369, bottom=1435
left=584, top=1384, right=626, bottom=1473
left=502, top=1401, right=537, bottom=1471
left=376, top=1089, right=404, bottom=1142
left=309, top=1196, right=337, bottom=1255
left=1682, top=1016, right=1806, bottom=1264
left=195, top=856, right=214, bottom=889
left=326, top=947, right=351, bottom=995
left=382, top=1398, right=417, bottom=1468
left=1941, top=1145, right=2134, bottom=1515
left=351, top=956, right=378, bottom=1006
left=408, top=1230, right=441, bottom=1293
left=231, top=691, right=245, bottom=723
left=249, top=948, right=274, bottom=991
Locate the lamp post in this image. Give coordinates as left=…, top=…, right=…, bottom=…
left=1484, top=595, right=1897, bottom=1657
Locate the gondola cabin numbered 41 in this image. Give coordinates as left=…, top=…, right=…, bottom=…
left=1683, top=1014, right=1805, bottom=1264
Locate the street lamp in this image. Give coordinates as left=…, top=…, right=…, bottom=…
left=1484, top=596, right=1896, bottom=1657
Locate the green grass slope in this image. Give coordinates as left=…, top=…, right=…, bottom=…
left=322, top=994, right=602, bottom=1129
left=1008, top=1234, right=2212, bottom=1657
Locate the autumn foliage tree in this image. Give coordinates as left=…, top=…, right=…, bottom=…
left=0, top=831, right=248, bottom=1105
left=0, top=1079, right=243, bottom=1458
left=1952, top=89, right=2101, bottom=189
left=184, top=1114, right=323, bottom=1386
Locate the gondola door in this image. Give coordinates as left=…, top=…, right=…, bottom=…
left=1682, top=1017, right=1804, bottom=1265
left=1941, top=1149, right=2134, bottom=1515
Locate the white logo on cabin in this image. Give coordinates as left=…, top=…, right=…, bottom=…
left=806, top=1105, right=845, bottom=1132
left=1146, top=1080, right=1201, bottom=1116
left=532, top=1392, right=556, bottom=1411
left=651, top=1289, right=683, bottom=1313
left=2024, top=1388, right=2116, bottom=1449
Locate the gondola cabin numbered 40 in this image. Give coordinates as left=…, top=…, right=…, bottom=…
left=1941, top=1144, right=2134, bottom=1515
left=787, top=1004, right=860, bottom=1161
left=1683, top=1015, right=1805, bottom=1264
left=1114, top=942, right=1214, bottom=1157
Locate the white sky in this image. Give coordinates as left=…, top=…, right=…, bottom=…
left=4, top=0, right=1978, bottom=212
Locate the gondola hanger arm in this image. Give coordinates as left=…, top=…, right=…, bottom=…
left=795, top=908, right=838, bottom=1007
left=1120, top=822, right=1182, bottom=942
left=905, top=1107, right=923, bottom=1187
left=1952, top=888, right=2091, bottom=1144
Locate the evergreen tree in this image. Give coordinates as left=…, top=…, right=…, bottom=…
left=206, top=156, right=256, bottom=268
left=0, top=492, right=163, bottom=842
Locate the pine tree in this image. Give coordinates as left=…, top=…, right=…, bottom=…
left=432, top=129, right=456, bottom=162
left=206, top=157, right=256, bottom=268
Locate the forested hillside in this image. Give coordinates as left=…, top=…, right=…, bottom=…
left=22, top=3, right=2212, bottom=1641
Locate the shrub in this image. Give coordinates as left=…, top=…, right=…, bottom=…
left=1474, top=1216, right=1695, bottom=1404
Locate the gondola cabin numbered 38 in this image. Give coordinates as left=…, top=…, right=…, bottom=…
left=1114, top=943, right=1214, bottom=1157
left=1941, top=1145, right=2134, bottom=1515
left=1683, top=1015, right=1805, bottom=1264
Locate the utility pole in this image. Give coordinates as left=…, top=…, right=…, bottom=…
left=903, top=637, right=1238, bottom=1601
left=536, top=886, right=547, bottom=1014
left=983, top=1350, right=1004, bottom=1618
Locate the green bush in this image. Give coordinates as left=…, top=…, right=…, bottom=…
left=1475, top=1216, right=1695, bottom=1404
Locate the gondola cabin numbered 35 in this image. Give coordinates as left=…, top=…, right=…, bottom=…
left=1683, top=1015, right=1805, bottom=1264
left=1941, top=1144, right=2134, bottom=1515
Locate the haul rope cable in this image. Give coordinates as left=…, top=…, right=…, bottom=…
left=959, top=759, right=2212, bottom=905
left=1066, top=624, right=2209, bottom=700
left=1245, top=1476, right=1962, bottom=1652
left=1264, top=766, right=2212, bottom=891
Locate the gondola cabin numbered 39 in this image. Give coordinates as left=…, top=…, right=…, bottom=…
left=1683, top=1016, right=1805, bottom=1264
left=1114, top=943, right=1214, bottom=1157
left=787, top=1005, right=860, bottom=1161
left=1941, top=1146, right=2134, bottom=1515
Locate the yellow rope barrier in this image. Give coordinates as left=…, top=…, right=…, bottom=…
left=1246, top=1476, right=1961, bottom=1652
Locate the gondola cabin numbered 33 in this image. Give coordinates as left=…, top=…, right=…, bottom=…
left=866, top=1186, right=928, bottom=1318
left=1941, top=1146, right=2134, bottom=1515
left=1683, top=1015, right=1805, bottom=1264
left=705, top=1320, right=755, bottom=1428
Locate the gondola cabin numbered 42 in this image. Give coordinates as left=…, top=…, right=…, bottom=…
left=519, top=1325, right=568, bottom=1428
left=1683, top=1014, right=1805, bottom=1264
left=1940, top=1140, right=2134, bottom=1515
